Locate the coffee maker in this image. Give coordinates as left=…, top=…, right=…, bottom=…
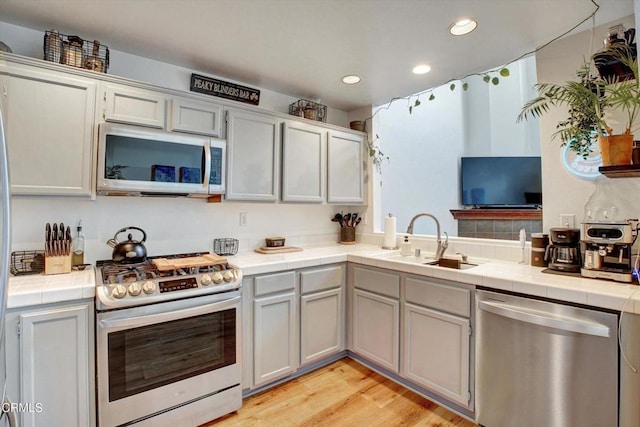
left=545, top=228, right=581, bottom=273
left=580, top=220, right=638, bottom=283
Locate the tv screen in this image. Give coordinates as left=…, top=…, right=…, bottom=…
left=461, top=156, right=542, bottom=207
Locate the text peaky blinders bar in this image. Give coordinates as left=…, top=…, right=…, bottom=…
left=190, top=73, right=260, bottom=105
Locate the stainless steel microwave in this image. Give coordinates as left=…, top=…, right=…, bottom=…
left=97, top=123, right=226, bottom=196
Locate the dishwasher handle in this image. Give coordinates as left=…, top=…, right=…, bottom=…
left=478, top=299, right=611, bottom=337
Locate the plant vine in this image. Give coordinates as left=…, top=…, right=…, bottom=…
left=361, top=0, right=601, bottom=173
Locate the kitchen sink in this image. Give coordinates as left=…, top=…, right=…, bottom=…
left=423, top=258, right=479, bottom=270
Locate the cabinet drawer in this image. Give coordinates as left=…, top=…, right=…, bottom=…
left=353, top=266, right=400, bottom=299
left=301, top=265, right=344, bottom=294
left=254, top=271, right=295, bottom=296
left=405, top=277, right=470, bottom=317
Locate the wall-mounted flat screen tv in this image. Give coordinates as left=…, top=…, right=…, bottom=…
left=460, top=156, right=542, bottom=207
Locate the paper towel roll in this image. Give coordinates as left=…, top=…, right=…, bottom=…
left=383, top=215, right=397, bottom=249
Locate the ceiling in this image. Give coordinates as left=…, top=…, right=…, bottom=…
left=0, top=0, right=635, bottom=111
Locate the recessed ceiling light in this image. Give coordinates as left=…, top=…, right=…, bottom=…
left=449, top=18, right=478, bottom=36
left=342, top=75, right=361, bottom=84
left=412, top=64, right=432, bottom=75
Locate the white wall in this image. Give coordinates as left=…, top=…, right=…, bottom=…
left=0, top=21, right=357, bottom=262
left=372, top=56, right=539, bottom=237
left=537, top=14, right=639, bottom=230
left=374, top=84, right=465, bottom=237
left=0, top=21, right=349, bottom=126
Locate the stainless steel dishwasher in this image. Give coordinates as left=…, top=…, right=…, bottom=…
left=476, top=289, right=618, bottom=427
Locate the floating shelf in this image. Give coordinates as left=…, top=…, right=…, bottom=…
left=450, top=209, right=542, bottom=220
left=598, top=164, right=640, bottom=178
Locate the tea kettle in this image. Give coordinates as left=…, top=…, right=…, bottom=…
left=106, top=226, right=148, bottom=263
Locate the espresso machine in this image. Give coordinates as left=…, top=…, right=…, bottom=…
left=545, top=228, right=581, bottom=273
left=580, top=220, right=638, bottom=283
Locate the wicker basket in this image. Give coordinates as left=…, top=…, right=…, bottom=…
left=289, top=99, right=327, bottom=122
left=44, top=30, right=110, bottom=73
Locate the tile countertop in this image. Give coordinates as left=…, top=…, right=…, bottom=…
left=7, top=243, right=640, bottom=314
left=8, top=267, right=96, bottom=309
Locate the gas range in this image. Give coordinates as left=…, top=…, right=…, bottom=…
left=95, top=252, right=242, bottom=310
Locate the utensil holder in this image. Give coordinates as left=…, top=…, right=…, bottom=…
left=44, top=254, right=72, bottom=275
left=340, top=227, right=356, bottom=245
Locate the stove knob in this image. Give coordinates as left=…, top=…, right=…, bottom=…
left=212, top=272, right=224, bottom=284
left=128, top=282, right=142, bottom=296
left=112, top=284, right=127, bottom=299
left=223, top=270, right=235, bottom=282
left=200, top=274, right=212, bottom=286
left=142, top=281, right=156, bottom=295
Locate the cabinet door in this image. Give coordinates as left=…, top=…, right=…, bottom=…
left=19, top=304, right=92, bottom=427
left=300, top=287, right=343, bottom=365
left=281, top=121, right=325, bottom=202
left=102, top=83, right=167, bottom=128
left=170, top=97, right=223, bottom=137
left=352, top=288, right=399, bottom=373
left=226, top=109, right=280, bottom=201
left=403, top=302, right=471, bottom=408
left=253, top=292, right=297, bottom=387
left=1, top=68, right=97, bottom=196
left=327, top=130, right=364, bottom=203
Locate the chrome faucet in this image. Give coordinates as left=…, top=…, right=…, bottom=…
left=405, top=212, right=449, bottom=259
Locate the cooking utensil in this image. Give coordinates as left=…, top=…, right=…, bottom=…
left=344, top=213, right=352, bottom=227
left=331, top=213, right=344, bottom=227
left=353, top=217, right=362, bottom=227
left=107, top=226, right=148, bottom=263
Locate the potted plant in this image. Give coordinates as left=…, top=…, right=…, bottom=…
left=518, top=46, right=640, bottom=165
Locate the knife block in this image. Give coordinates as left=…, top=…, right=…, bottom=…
left=44, top=253, right=72, bottom=275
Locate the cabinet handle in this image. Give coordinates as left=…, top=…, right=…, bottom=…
left=478, top=300, right=611, bottom=337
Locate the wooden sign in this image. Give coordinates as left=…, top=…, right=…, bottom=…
left=190, top=73, right=260, bottom=105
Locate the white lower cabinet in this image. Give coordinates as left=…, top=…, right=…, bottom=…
left=352, top=289, right=400, bottom=372
left=300, top=265, right=345, bottom=365
left=252, top=271, right=297, bottom=387
left=246, top=264, right=345, bottom=391
left=348, top=265, right=474, bottom=411
left=5, top=300, right=94, bottom=427
left=350, top=265, right=400, bottom=373
left=402, top=275, right=473, bottom=409
left=403, top=303, right=471, bottom=407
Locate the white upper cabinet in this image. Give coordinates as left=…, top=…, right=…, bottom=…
left=327, top=130, right=364, bottom=204
left=0, top=65, right=97, bottom=196
left=226, top=109, right=280, bottom=201
left=102, top=83, right=167, bottom=128
left=170, top=97, right=224, bottom=137
left=281, top=121, right=326, bottom=203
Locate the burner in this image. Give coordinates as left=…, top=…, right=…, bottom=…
left=101, top=261, right=158, bottom=284
left=95, top=252, right=243, bottom=311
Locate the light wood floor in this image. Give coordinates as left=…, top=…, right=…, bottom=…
left=204, top=357, right=477, bottom=427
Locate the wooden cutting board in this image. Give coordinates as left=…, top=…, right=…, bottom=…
left=254, top=246, right=303, bottom=254
left=152, top=254, right=227, bottom=271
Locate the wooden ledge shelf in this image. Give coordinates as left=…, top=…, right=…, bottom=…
left=450, top=209, right=542, bottom=220
left=599, top=164, right=640, bottom=178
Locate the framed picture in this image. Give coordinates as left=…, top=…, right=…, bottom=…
left=179, top=167, right=201, bottom=183
left=151, top=165, right=176, bottom=182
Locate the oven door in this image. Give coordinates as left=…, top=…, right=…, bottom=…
left=96, top=291, right=241, bottom=427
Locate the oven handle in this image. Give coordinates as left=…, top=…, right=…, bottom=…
left=99, top=295, right=240, bottom=331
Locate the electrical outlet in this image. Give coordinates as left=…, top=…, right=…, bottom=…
left=560, top=214, right=575, bottom=228
left=239, top=212, right=248, bottom=227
